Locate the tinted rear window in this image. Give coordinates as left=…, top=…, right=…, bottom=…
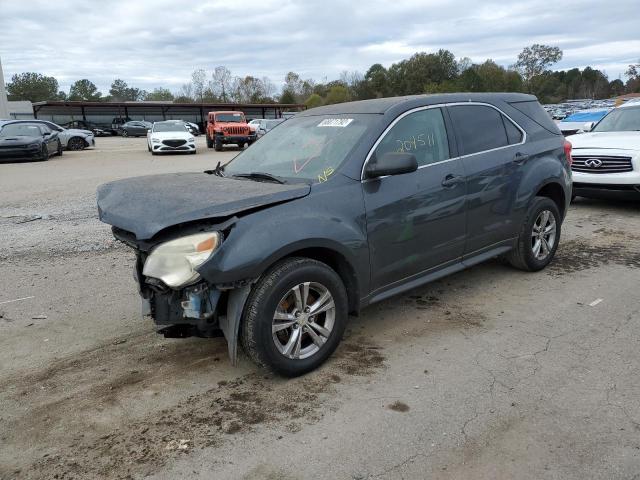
left=449, top=105, right=509, bottom=155
left=509, top=100, right=560, bottom=135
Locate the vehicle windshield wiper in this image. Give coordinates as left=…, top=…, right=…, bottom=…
left=204, top=161, right=226, bottom=177
left=232, top=172, right=285, bottom=184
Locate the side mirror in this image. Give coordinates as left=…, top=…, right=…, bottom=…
left=43, top=132, right=51, bottom=136
left=582, top=122, right=595, bottom=132
left=365, top=152, right=418, bottom=179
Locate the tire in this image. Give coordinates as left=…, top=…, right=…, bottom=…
left=67, top=137, right=85, bottom=151
left=214, top=139, right=223, bottom=152
left=122, top=130, right=129, bottom=137
left=240, top=257, right=348, bottom=377
left=206, top=135, right=214, bottom=148
left=237, top=142, right=245, bottom=150
left=506, top=196, right=561, bottom=272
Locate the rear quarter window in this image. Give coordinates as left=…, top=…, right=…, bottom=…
left=449, top=105, right=510, bottom=155
left=509, top=100, right=560, bottom=135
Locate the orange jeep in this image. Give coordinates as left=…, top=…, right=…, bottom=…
left=206, top=111, right=256, bottom=151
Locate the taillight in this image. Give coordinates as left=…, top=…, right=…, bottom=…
left=563, top=140, right=573, bottom=166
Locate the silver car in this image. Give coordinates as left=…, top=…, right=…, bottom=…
left=32, top=120, right=95, bottom=150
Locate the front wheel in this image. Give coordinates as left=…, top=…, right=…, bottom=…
left=121, top=130, right=129, bottom=137
left=506, top=196, right=561, bottom=271
left=240, top=258, right=348, bottom=377
left=206, top=135, right=213, bottom=148
left=67, top=137, right=85, bottom=151
left=214, top=139, right=223, bottom=152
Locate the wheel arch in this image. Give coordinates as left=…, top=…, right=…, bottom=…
left=261, top=246, right=361, bottom=315
left=535, top=181, right=566, bottom=219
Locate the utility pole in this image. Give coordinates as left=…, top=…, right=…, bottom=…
left=0, top=57, right=9, bottom=119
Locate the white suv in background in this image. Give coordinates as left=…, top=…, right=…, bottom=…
left=570, top=103, right=640, bottom=200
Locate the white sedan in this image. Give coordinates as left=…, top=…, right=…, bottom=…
left=147, top=121, right=196, bottom=155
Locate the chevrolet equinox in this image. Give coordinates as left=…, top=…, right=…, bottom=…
left=97, top=93, right=572, bottom=376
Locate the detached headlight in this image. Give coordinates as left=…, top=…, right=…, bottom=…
left=151, top=137, right=161, bottom=143
left=143, top=232, right=220, bottom=288
left=188, top=137, right=195, bottom=142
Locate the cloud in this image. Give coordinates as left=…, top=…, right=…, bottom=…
left=0, top=0, right=638, bottom=93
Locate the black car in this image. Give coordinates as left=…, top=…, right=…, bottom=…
left=97, top=93, right=572, bottom=376
left=120, top=121, right=152, bottom=137
left=63, top=120, right=110, bottom=137
left=0, top=121, right=62, bottom=162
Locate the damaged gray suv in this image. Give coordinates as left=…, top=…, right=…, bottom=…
left=97, top=93, right=572, bottom=376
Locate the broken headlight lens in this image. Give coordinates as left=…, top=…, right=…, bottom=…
left=143, top=232, right=220, bottom=288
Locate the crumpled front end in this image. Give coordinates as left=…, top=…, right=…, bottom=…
left=116, top=227, right=252, bottom=365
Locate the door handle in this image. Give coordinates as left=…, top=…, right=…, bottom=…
left=513, top=152, right=529, bottom=165
left=441, top=174, right=464, bottom=188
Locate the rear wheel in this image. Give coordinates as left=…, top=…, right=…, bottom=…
left=240, top=258, right=348, bottom=377
left=506, top=196, right=561, bottom=271
left=67, top=137, right=85, bottom=151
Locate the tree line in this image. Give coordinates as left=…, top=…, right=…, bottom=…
left=6, top=45, right=640, bottom=106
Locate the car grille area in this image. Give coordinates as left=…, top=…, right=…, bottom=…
left=572, top=155, right=633, bottom=174
left=162, top=139, right=187, bottom=148
left=225, top=126, right=246, bottom=135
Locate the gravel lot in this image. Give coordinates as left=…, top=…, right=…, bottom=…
left=1, top=136, right=639, bottom=480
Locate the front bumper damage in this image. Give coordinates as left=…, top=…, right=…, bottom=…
left=128, top=235, right=253, bottom=366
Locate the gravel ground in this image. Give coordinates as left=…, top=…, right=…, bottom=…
left=0, top=137, right=639, bottom=479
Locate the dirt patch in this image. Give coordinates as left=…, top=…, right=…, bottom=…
left=4, top=338, right=384, bottom=480
left=549, top=239, right=640, bottom=275
left=388, top=401, right=410, bottom=413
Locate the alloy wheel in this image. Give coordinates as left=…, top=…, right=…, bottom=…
left=531, top=210, right=556, bottom=260
left=272, top=282, right=336, bottom=360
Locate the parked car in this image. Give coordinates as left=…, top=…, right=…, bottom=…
left=63, top=120, right=110, bottom=137
left=120, top=121, right=152, bottom=137
left=165, top=120, right=200, bottom=137
left=569, top=103, right=640, bottom=200
left=0, top=120, right=62, bottom=162
left=185, top=121, right=201, bottom=136
left=97, top=93, right=571, bottom=376
left=111, top=117, right=131, bottom=135
left=27, top=120, right=95, bottom=150
left=249, top=118, right=285, bottom=138
left=557, top=109, right=611, bottom=136
left=147, top=121, right=196, bottom=155
left=206, top=111, right=256, bottom=151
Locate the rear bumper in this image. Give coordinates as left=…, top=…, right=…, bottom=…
left=573, top=182, right=640, bottom=200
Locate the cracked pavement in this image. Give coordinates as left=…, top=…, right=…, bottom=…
left=1, top=137, right=639, bottom=479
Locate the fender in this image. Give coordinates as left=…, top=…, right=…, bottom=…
left=197, top=178, right=370, bottom=293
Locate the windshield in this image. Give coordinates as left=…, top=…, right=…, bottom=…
left=215, top=113, right=244, bottom=123
left=0, top=124, right=43, bottom=137
left=224, top=114, right=374, bottom=183
left=593, top=107, right=640, bottom=132
left=153, top=123, right=187, bottom=133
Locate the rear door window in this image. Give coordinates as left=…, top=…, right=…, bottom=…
left=449, top=105, right=510, bottom=155
left=374, top=107, right=450, bottom=167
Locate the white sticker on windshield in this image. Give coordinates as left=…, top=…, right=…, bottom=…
left=317, top=118, right=353, bottom=127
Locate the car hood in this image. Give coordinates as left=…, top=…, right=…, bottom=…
left=97, top=172, right=311, bottom=240
left=149, top=131, right=192, bottom=140
left=0, top=135, right=40, bottom=145
left=65, top=128, right=93, bottom=136
left=570, top=131, right=640, bottom=151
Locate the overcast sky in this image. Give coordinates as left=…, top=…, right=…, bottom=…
left=1, top=0, right=639, bottom=94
